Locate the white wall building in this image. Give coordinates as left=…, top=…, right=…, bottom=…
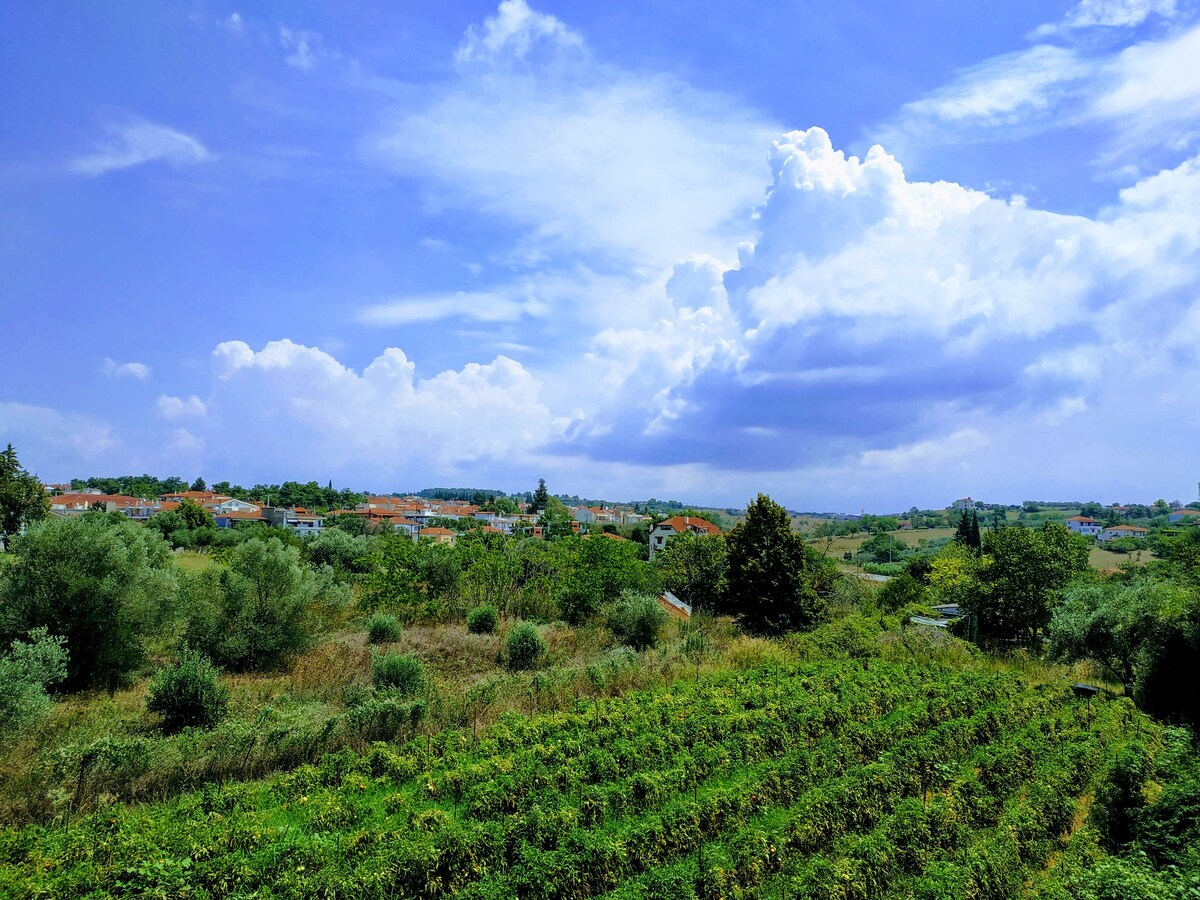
left=1066, top=516, right=1103, bottom=536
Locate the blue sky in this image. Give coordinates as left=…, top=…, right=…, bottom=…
left=4, top=0, right=1200, bottom=511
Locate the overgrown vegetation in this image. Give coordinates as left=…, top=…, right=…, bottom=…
left=146, top=648, right=229, bottom=734
left=4, top=464, right=1200, bottom=897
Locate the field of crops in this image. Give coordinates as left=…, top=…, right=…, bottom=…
left=0, top=657, right=1144, bottom=899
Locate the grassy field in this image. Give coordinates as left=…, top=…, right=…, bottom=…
left=1089, top=545, right=1152, bottom=571
left=172, top=549, right=218, bottom=571
left=807, top=526, right=1154, bottom=573
left=807, top=526, right=957, bottom=555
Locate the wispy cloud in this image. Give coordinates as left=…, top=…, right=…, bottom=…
left=279, top=26, right=333, bottom=71
left=72, top=119, right=211, bottom=176
left=369, top=2, right=777, bottom=269
left=157, top=394, right=207, bottom=419
left=357, top=290, right=548, bottom=326
left=101, top=358, right=151, bottom=380
left=1035, top=0, right=1177, bottom=35
left=455, top=0, right=582, bottom=65
left=878, top=16, right=1200, bottom=167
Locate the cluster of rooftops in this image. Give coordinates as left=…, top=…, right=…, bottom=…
left=43, top=488, right=723, bottom=550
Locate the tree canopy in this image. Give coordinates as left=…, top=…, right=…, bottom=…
left=965, top=523, right=1089, bottom=646
left=0, top=444, right=49, bottom=544
left=0, top=512, right=175, bottom=690
left=725, top=493, right=827, bottom=635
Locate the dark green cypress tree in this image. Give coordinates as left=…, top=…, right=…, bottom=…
left=954, top=510, right=973, bottom=546
left=970, top=511, right=982, bottom=552
left=531, top=478, right=550, bottom=513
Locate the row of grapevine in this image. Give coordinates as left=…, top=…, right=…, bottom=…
left=0, top=661, right=1143, bottom=899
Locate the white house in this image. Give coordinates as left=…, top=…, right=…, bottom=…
left=951, top=497, right=975, bottom=511
left=1097, top=524, right=1149, bottom=543
left=648, top=515, right=721, bottom=560
left=1066, top=515, right=1103, bottom=536
left=214, top=498, right=260, bottom=514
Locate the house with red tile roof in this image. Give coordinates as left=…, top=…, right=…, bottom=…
left=1066, top=515, right=1103, bottom=536
left=648, top=515, right=721, bottom=559
left=1097, top=524, right=1149, bottom=543
left=419, top=526, right=456, bottom=546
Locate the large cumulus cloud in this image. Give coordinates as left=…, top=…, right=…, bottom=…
left=568, top=127, right=1200, bottom=476
left=192, top=340, right=555, bottom=482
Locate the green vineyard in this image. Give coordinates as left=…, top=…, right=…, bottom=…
left=0, top=659, right=1145, bottom=899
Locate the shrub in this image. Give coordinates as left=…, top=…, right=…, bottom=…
left=607, top=591, right=667, bottom=651
left=1, top=513, right=175, bottom=691
left=146, top=648, right=228, bottom=733
left=467, top=604, right=499, bottom=635
left=181, top=537, right=316, bottom=672
left=366, top=613, right=402, bottom=644
left=0, top=628, right=68, bottom=736
left=506, top=622, right=547, bottom=671
left=371, top=653, right=426, bottom=697
left=345, top=696, right=426, bottom=742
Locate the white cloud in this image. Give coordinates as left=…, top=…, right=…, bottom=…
left=561, top=127, right=1200, bottom=489
left=223, top=12, right=244, bottom=35
left=356, top=289, right=548, bottom=326
left=881, top=20, right=1200, bottom=164
left=72, top=119, right=211, bottom=176
left=167, top=428, right=205, bottom=455
left=899, top=46, right=1089, bottom=128
left=0, top=402, right=120, bottom=475
left=101, top=358, right=151, bottom=380
left=370, top=2, right=777, bottom=268
left=157, top=394, right=207, bottom=419
left=1092, top=26, right=1200, bottom=119
left=455, top=0, right=582, bottom=65
left=198, top=340, right=553, bottom=477
left=860, top=429, right=988, bottom=472
left=279, top=26, right=333, bottom=71
left=1052, top=0, right=1176, bottom=31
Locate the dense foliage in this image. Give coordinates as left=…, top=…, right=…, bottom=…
left=726, top=494, right=829, bottom=634
left=146, top=648, right=229, bottom=734
left=0, top=628, right=67, bottom=736
left=365, top=613, right=403, bottom=644
left=0, top=513, right=175, bottom=690
left=181, top=538, right=325, bottom=672
left=505, top=622, right=546, bottom=671
left=606, top=590, right=668, bottom=651
left=467, top=605, right=499, bottom=635
left=0, top=443, right=49, bottom=544
left=0, top=656, right=1145, bottom=899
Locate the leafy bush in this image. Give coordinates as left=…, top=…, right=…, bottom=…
left=0, top=513, right=175, bottom=690
left=345, top=696, right=427, bottom=742
left=182, top=537, right=316, bottom=672
left=878, top=572, right=931, bottom=611
left=606, top=591, right=667, bottom=651
left=467, top=604, right=499, bottom=635
left=505, top=622, right=547, bottom=671
left=365, top=613, right=402, bottom=644
left=146, top=648, right=228, bottom=734
left=371, top=653, right=426, bottom=697
left=307, top=529, right=373, bottom=575
left=0, top=628, right=68, bottom=736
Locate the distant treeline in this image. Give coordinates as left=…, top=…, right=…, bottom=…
left=68, top=475, right=366, bottom=512
left=410, top=488, right=514, bottom=502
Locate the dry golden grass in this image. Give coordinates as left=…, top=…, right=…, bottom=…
left=808, top=526, right=957, bottom=554
left=1088, top=546, right=1152, bottom=572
